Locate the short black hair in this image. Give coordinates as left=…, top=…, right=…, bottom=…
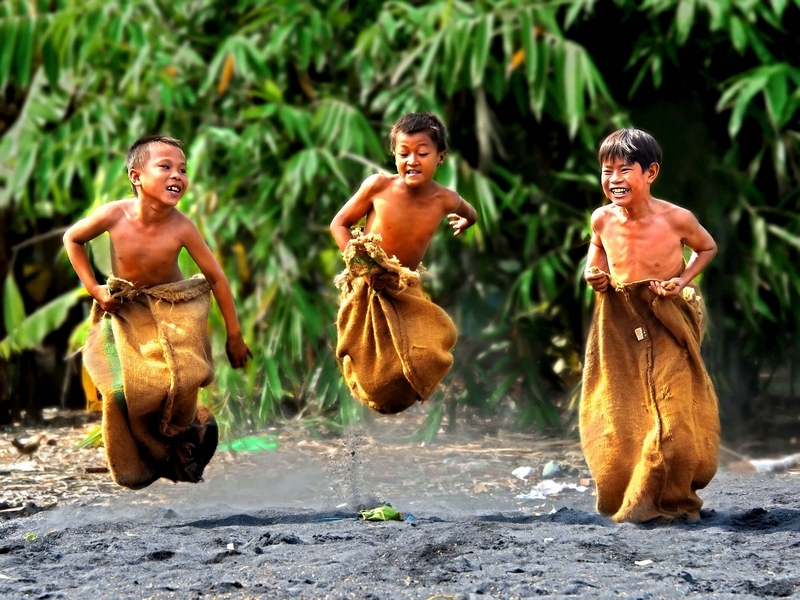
left=389, top=112, right=448, bottom=154
left=126, top=135, right=184, bottom=196
left=597, top=128, right=662, bottom=170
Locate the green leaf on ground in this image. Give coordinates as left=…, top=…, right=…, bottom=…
left=217, top=435, right=279, bottom=452
left=360, top=505, right=402, bottom=521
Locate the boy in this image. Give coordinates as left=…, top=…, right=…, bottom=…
left=330, top=112, right=478, bottom=414
left=580, top=128, right=720, bottom=523
left=63, top=135, right=251, bottom=489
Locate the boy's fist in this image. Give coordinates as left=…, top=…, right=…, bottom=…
left=649, top=278, right=684, bottom=298
left=585, top=266, right=609, bottom=293
left=95, top=285, right=123, bottom=313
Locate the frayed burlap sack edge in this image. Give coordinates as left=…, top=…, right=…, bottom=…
left=83, top=275, right=217, bottom=490
left=580, top=278, right=720, bottom=523
left=334, top=233, right=457, bottom=414
left=334, top=232, right=421, bottom=297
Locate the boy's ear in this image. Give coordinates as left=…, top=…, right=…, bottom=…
left=129, top=168, right=141, bottom=187
left=646, top=162, right=660, bottom=182
left=437, top=150, right=447, bottom=166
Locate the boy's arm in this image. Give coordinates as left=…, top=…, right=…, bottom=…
left=330, top=175, right=381, bottom=251
left=62, top=205, right=121, bottom=313
left=446, top=194, right=478, bottom=237
left=182, top=221, right=252, bottom=369
left=651, top=209, right=717, bottom=298
left=584, top=211, right=610, bottom=292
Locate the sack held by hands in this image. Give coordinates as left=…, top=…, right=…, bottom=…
left=334, top=234, right=458, bottom=414
left=83, top=275, right=217, bottom=489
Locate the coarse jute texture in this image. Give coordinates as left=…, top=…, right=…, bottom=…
left=82, top=276, right=217, bottom=490
left=334, top=234, right=458, bottom=414
left=580, top=280, right=720, bottom=523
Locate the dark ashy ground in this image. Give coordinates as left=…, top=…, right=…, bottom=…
left=1, top=405, right=799, bottom=599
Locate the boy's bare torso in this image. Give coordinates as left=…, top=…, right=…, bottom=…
left=105, top=200, right=189, bottom=288
left=594, top=199, right=687, bottom=283
left=364, top=175, right=459, bottom=270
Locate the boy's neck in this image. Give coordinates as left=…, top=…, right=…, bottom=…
left=403, top=178, right=437, bottom=198
left=617, top=195, right=655, bottom=220
left=134, top=195, right=175, bottom=223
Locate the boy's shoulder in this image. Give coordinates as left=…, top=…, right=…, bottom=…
left=590, top=202, right=615, bottom=221
left=361, top=172, right=398, bottom=192
left=88, top=198, right=135, bottom=220
left=652, top=197, right=698, bottom=223
left=103, top=197, right=136, bottom=209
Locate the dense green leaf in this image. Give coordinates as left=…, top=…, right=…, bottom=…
left=2, top=0, right=799, bottom=437
left=1, top=286, right=88, bottom=359
left=674, top=0, right=696, bottom=45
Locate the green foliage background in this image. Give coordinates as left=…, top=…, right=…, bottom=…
left=2, top=0, right=800, bottom=438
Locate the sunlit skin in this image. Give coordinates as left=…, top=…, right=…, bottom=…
left=63, top=142, right=252, bottom=368
left=330, top=131, right=478, bottom=271
left=584, top=157, right=717, bottom=298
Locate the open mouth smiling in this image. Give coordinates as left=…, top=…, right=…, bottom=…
left=610, top=187, right=628, bottom=195
left=166, top=185, right=182, bottom=193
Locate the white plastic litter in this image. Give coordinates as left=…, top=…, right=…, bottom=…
left=512, top=466, right=534, bottom=480
left=748, top=454, right=800, bottom=473
left=515, top=479, right=588, bottom=500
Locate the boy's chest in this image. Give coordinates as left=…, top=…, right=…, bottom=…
left=374, top=196, right=445, bottom=227
left=110, top=225, right=183, bottom=262
left=605, top=221, right=683, bottom=268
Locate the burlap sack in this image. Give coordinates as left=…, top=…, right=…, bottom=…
left=580, top=280, right=720, bottom=522
left=334, top=234, right=458, bottom=414
left=82, top=275, right=217, bottom=490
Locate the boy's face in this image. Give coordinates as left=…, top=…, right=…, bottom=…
left=393, top=131, right=445, bottom=188
left=129, top=143, right=188, bottom=205
left=600, top=157, right=659, bottom=207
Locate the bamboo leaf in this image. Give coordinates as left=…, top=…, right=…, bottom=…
left=0, top=17, right=20, bottom=88
left=768, top=0, right=787, bottom=17
left=560, top=41, right=583, bottom=139
left=470, top=14, right=494, bottom=88
left=728, top=14, right=747, bottom=54
left=763, top=68, right=788, bottom=128
left=417, top=29, right=444, bottom=86
left=217, top=52, right=235, bottom=95
left=674, top=0, right=696, bottom=46
left=1, top=285, right=88, bottom=359
left=530, top=35, right=550, bottom=119
left=718, top=71, right=769, bottom=138
left=2, top=274, right=27, bottom=354
left=520, top=8, right=537, bottom=85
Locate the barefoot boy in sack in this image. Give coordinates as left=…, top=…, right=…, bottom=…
left=581, top=127, right=720, bottom=523
left=330, top=112, right=478, bottom=414
left=64, top=135, right=251, bottom=489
